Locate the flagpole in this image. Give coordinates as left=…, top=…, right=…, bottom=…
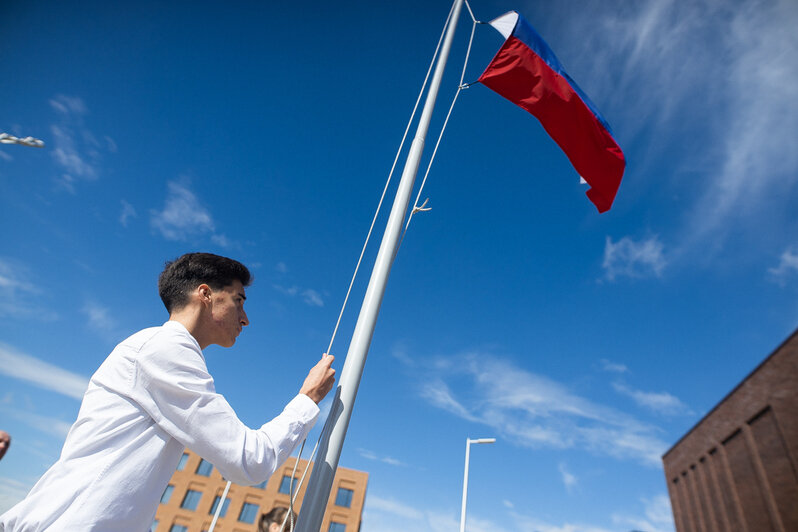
left=295, top=1, right=465, bottom=530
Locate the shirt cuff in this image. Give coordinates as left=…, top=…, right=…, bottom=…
left=287, top=393, right=320, bottom=424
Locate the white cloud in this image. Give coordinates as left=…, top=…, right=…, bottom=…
left=0, top=403, right=73, bottom=439
left=363, top=497, right=510, bottom=532
left=0, top=476, right=33, bottom=514
left=82, top=300, right=117, bottom=335
left=364, top=490, right=671, bottom=532
left=119, top=199, right=137, bottom=227
left=150, top=180, right=215, bottom=240
left=48, top=95, right=105, bottom=193
left=275, top=262, right=289, bottom=274
left=49, top=95, right=86, bottom=115
left=273, top=284, right=325, bottom=307
left=0, top=343, right=89, bottom=400
left=569, top=0, right=798, bottom=251
left=603, top=235, right=666, bottom=281
left=768, top=248, right=798, bottom=285
left=419, top=379, right=477, bottom=422
left=0, top=150, right=12, bottom=162
left=511, top=513, right=615, bottom=532
left=612, top=494, right=675, bottom=532
left=599, top=359, right=628, bottom=374
left=357, top=448, right=407, bottom=467
left=211, top=233, right=232, bottom=248
left=273, top=284, right=299, bottom=296
left=613, top=382, right=691, bottom=416
left=365, top=495, right=424, bottom=521
left=418, top=354, right=668, bottom=466
left=301, top=289, right=324, bottom=307
left=0, top=258, right=37, bottom=295
left=690, top=0, right=798, bottom=241
left=559, top=462, right=578, bottom=493
left=0, top=258, right=57, bottom=320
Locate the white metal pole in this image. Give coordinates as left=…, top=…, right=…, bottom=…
left=459, top=438, right=472, bottom=532
left=295, top=1, right=466, bottom=530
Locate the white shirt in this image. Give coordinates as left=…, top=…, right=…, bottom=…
left=0, top=321, right=319, bottom=531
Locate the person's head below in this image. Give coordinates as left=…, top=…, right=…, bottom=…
left=158, top=252, right=252, bottom=349
left=259, top=506, right=296, bottom=532
left=0, top=431, right=10, bottom=461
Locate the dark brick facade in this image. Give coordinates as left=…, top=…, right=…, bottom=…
left=662, top=329, right=798, bottom=532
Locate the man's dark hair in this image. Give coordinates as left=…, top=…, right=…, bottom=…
left=158, top=253, right=251, bottom=313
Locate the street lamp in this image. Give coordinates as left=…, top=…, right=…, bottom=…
left=0, top=133, right=45, bottom=148
left=459, top=437, right=496, bottom=532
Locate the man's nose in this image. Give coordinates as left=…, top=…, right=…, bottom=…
left=241, top=310, right=249, bottom=326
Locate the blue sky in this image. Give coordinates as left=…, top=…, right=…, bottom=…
left=1, top=0, right=797, bottom=531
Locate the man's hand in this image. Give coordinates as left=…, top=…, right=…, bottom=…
left=299, top=354, right=336, bottom=404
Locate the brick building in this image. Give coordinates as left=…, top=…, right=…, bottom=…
left=154, top=449, right=368, bottom=532
left=662, top=329, right=798, bottom=532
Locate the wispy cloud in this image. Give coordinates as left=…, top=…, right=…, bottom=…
left=363, top=491, right=670, bottom=532
left=0, top=343, right=88, bottom=400
left=612, top=381, right=691, bottom=416
left=48, top=94, right=111, bottom=193
left=565, top=0, right=798, bottom=252
left=559, top=462, right=578, bottom=493
left=150, top=180, right=215, bottom=240
left=603, top=235, right=666, bottom=281
left=0, top=257, right=56, bottom=320
left=365, top=495, right=424, bottom=521
left=418, top=353, right=668, bottom=466
left=82, top=300, right=119, bottom=339
left=599, top=358, right=629, bottom=374
left=119, top=199, right=137, bottom=227
left=357, top=448, right=407, bottom=468
left=0, top=476, right=34, bottom=514
left=301, top=289, right=324, bottom=307
left=273, top=284, right=326, bottom=307
left=768, top=248, right=798, bottom=286
left=612, top=494, right=675, bottom=532
left=0, top=403, right=73, bottom=439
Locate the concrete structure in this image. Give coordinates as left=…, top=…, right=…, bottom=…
left=154, top=449, right=367, bottom=532
left=662, top=329, right=798, bottom=532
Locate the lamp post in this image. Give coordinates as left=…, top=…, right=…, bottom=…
left=460, top=437, right=495, bottom=532
left=0, top=133, right=45, bottom=148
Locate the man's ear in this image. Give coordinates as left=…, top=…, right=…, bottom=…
left=197, top=283, right=213, bottom=303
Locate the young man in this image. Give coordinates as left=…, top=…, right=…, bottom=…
left=0, top=253, right=335, bottom=531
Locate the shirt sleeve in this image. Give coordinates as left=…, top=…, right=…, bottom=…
left=126, top=330, right=319, bottom=485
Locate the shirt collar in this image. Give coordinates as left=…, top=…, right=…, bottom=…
left=163, top=320, right=202, bottom=353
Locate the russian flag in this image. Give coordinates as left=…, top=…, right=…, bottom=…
left=478, top=12, right=625, bottom=213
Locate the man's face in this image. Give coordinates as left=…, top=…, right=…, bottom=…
left=208, top=280, right=249, bottom=348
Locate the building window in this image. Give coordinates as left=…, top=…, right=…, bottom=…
left=150, top=520, right=158, bottom=532
left=169, top=525, right=188, bottom=532
left=195, top=458, right=213, bottom=476
left=253, top=479, right=268, bottom=489
left=176, top=453, right=189, bottom=471
left=160, top=485, right=174, bottom=504
left=334, top=487, right=354, bottom=508
left=209, top=495, right=231, bottom=517
left=238, top=502, right=259, bottom=524
left=180, top=489, right=202, bottom=511
left=278, top=475, right=297, bottom=494
left=328, top=522, right=346, bottom=532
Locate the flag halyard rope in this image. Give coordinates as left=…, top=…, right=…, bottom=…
left=324, top=0, right=457, bottom=359
left=271, top=6, right=461, bottom=532
left=402, top=6, right=480, bottom=238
